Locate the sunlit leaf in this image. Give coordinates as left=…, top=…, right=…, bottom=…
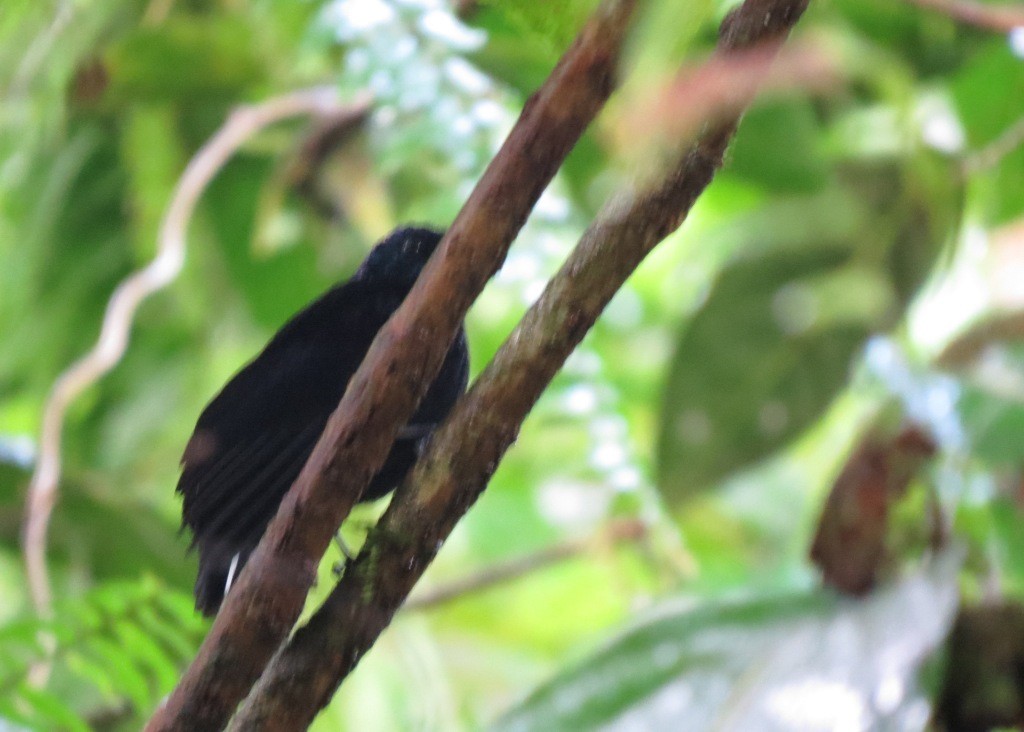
left=485, top=0, right=597, bottom=54
left=657, top=247, right=871, bottom=501
left=658, top=148, right=960, bottom=502
left=495, top=552, right=961, bottom=731
left=464, top=6, right=557, bottom=94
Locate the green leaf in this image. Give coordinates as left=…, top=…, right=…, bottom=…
left=831, top=0, right=982, bottom=76
left=0, top=697, right=34, bottom=729
left=486, top=0, right=597, bottom=54
left=624, top=0, right=714, bottom=77
left=203, top=155, right=334, bottom=330
left=119, top=105, right=185, bottom=259
left=65, top=649, right=121, bottom=705
left=104, top=16, right=265, bottom=103
left=494, top=553, right=961, bottom=731
left=691, top=186, right=867, bottom=262
left=656, top=248, right=871, bottom=501
left=656, top=149, right=960, bottom=502
left=836, top=155, right=962, bottom=308
left=951, top=41, right=1024, bottom=145
left=113, top=619, right=180, bottom=694
left=0, top=617, right=48, bottom=654
left=82, top=636, right=153, bottom=713
left=16, top=684, right=90, bottom=732
left=951, top=41, right=1024, bottom=224
left=0, top=579, right=205, bottom=725
left=726, top=99, right=830, bottom=193
left=465, top=6, right=558, bottom=94
left=45, top=490, right=195, bottom=590
left=133, top=606, right=199, bottom=662
left=155, top=590, right=209, bottom=636
left=990, top=499, right=1024, bottom=594
left=957, top=384, right=1024, bottom=467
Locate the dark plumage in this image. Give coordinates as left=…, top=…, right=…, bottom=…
left=177, top=227, right=469, bottom=615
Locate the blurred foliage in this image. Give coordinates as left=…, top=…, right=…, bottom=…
left=0, top=578, right=205, bottom=731
left=497, top=551, right=960, bottom=731
left=0, top=0, right=1022, bottom=729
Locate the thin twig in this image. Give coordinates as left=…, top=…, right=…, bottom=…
left=405, top=519, right=647, bottom=611
left=902, top=0, right=1024, bottom=32
left=22, top=87, right=360, bottom=683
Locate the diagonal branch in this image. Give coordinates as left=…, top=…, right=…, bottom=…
left=147, top=2, right=639, bottom=729
left=231, top=0, right=812, bottom=727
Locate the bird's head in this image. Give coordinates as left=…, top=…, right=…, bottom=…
left=355, top=227, right=444, bottom=287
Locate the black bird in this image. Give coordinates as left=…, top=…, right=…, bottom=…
left=177, top=227, right=469, bottom=615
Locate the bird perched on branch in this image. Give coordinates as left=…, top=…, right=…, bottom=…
left=176, top=227, right=469, bottom=615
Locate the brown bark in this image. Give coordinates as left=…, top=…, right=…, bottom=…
left=231, top=1, right=812, bottom=728
left=810, top=425, right=937, bottom=596
left=146, top=2, right=638, bottom=730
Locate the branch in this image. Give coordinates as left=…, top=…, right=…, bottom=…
left=405, top=519, right=648, bottom=611
left=902, top=0, right=1024, bottom=32
left=147, top=2, right=638, bottom=729
left=231, top=1, right=812, bottom=727
left=22, top=87, right=356, bottom=663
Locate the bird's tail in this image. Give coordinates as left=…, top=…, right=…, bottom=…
left=194, top=540, right=249, bottom=616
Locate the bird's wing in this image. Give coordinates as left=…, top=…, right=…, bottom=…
left=177, top=337, right=365, bottom=550
left=179, top=420, right=324, bottom=548
left=177, top=289, right=466, bottom=549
